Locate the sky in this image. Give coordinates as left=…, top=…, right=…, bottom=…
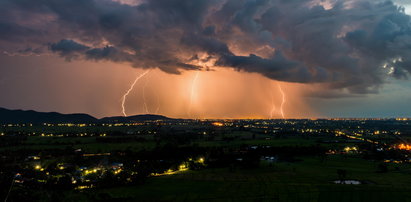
left=1, top=0, right=411, bottom=119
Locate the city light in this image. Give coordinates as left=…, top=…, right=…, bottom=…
left=212, top=122, right=224, bottom=127
left=397, top=144, right=411, bottom=150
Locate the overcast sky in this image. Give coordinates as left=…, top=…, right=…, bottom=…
left=1, top=0, right=411, bottom=118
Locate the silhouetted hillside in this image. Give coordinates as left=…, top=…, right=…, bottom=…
left=0, top=108, right=98, bottom=124
left=0, top=108, right=172, bottom=124
left=100, top=114, right=172, bottom=123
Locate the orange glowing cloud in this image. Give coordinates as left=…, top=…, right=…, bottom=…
left=0, top=54, right=318, bottom=119
left=120, top=67, right=314, bottom=119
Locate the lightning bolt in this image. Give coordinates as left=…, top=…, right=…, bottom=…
left=142, top=76, right=150, bottom=114
left=188, top=71, right=200, bottom=117
left=142, top=71, right=161, bottom=115
left=278, top=83, right=286, bottom=119
left=121, top=70, right=150, bottom=117
left=151, top=72, right=161, bottom=115
left=270, top=90, right=277, bottom=119
left=155, top=89, right=161, bottom=115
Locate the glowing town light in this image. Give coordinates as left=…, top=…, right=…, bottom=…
left=121, top=70, right=150, bottom=117
left=397, top=144, right=411, bottom=150
left=179, top=164, right=187, bottom=171
left=114, top=169, right=122, bottom=175
left=212, top=122, right=224, bottom=127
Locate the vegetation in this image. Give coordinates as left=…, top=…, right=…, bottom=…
left=1, top=119, right=411, bottom=201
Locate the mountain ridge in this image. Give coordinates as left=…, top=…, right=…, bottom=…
left=0, top=107, right=171, bottom=124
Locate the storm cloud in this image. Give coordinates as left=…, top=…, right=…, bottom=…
left=1, top=0, right=411, bottom=93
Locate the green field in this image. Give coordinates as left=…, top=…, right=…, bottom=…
left=0, top=133, right=351, bottom=153
left=2, top=123, right=411, bottom=201
left=48, top=156, right=411, bottom=201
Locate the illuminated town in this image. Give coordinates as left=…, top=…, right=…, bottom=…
left=1, top=116, right=411, bottom=200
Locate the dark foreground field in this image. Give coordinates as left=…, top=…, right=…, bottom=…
left=1, top=119, right=411, bottom=201
left=79, top=157, right=411, bottom=201
left=12, top=155, right=411, bottom=201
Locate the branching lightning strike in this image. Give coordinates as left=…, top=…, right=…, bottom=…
left=278, top=83, right=286, bottom=119
left=144, top=71, right=161, bottom=114
left=187, top=71, right=200, bottom=117
left=121, top=70, right=150, bottom=117
left=142, top=76, right=150, bottom=114
left=151, top=72, right=161, bottom=115
left=270, top=90, right=277, bottom=119
left=155, top=89, right=161, bottom=115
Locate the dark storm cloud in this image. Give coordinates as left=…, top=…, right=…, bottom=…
left=50, top=39, right=89, bottom=58
left=1, top=0, right=411, bottom=94
left=216, top=52, right=329, bottom=83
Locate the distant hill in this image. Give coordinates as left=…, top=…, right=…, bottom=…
left=0, top=107, right=172, bottom=124
left=0, top=108, right=98, bottom=124
left=100, top=114, right=172, bottom=123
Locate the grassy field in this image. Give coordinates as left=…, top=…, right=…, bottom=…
left=3, top=127, right=411, bottom=201
left=58, top=155, right=411, bottom=201
left=0, top=133, right=341, bottom=152
left=0, top=136, right=157, bottom=152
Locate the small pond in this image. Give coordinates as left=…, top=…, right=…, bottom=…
left=333, top=180, right=361, bottom=185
